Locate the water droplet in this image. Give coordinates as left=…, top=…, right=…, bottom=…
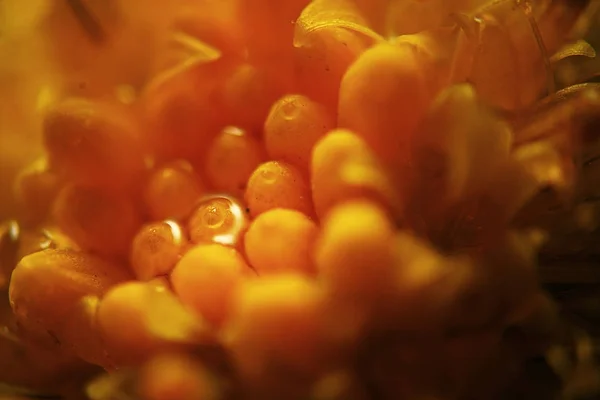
left=223, top=125, right=246, bottom=137
left=201, top=204, right=226, bottom=228
left=260, top=168, right=277, bottom=184
left=164, top=220, right=185, bottom=245
left=280, top=96, right=301, bottom=120
left=131, top=220, right=186, bottom=280
left=188, top=195, right=248, bottom=246
left=38, top=230, right=55, bottom=250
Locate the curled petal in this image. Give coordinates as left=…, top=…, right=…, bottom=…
left=514, top=141, right=575, bottom=193
left=514, top=86, right=600, bottom=146
left=410, top=84, right=512, bottom=214
left=488, top=138, right=576, bottom=228
left=533, top=83, right=600, bottom=110
left=550, top=39, right=596, bottom=63
left=151, top=31, right=223, bottom=88
left=479, top=157, right=540, bottom=226
left=392, top=26, right=471, bottom=95
left=294, top=0, right=384, bottom=47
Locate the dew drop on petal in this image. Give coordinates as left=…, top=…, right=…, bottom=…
left=260, top=168, right=277, bottom=184
left=188, top=194, right=248, bottom=247
left=130, top=220, right=187, bottom=281
left=280, top=96, right=302, bottom=121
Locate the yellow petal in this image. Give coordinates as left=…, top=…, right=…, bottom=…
left=144, top=286, right=212, bottom=344
left=514, top=141, right=574, bottom=192
left=412, top=84, right=512, bottom=206
left=294, top=0, right=383, bottom=47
